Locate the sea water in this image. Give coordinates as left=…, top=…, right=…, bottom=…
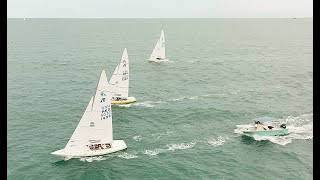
left=8, top=18, right=312, bottom=179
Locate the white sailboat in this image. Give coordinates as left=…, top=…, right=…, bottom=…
left=109, top=48, right=137, bottom=104
left=51, top=69, right=127, bottom=160
left=147, top=30, right=169, bottom=62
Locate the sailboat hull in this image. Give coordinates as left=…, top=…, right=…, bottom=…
left=147, top=58, right=169, bottom=62
left=111, top=97, right=137, bottom=104
left=51, top=140, right=127, bottom=160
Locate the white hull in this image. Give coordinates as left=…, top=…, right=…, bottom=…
left=111, top=97, right=137, bottom=104
left=147, top=58, right=169, bottom=62
left=51, top=140, right=127, bottom=160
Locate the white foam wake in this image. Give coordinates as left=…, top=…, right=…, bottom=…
left=166, top=142, right=196, bottom=151
left=80, top=156, right=107, bottom=162
left=116, top=104, right=131, bottom=108
left=143, top=136, right=230, bottom=157
left=132, top=96, right=199, bottom=108
left=234, top=113, right=313, bottom=145
left=115, top=152, right=138, bottom=159
left=207, top=136, right=229, bottom=147
left=132, top=101, right=167, bottom=108
left=143, top=141, right=197, bottom=156
left=151, top=131, right=174, bottom=139
left=170, top=96, right=198, bottom=102
left=143, top=149, right=166, bottom=156
left=183, top=124, right=194, bottom=128
left=133, top=135, right=142, bottom=141
left=79, top=151, right=138, bottom=162
left=132, top=101, right=154, bottom=107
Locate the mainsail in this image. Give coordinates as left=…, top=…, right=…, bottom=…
left=149, top=30, right=165, bottom=60
left=64, top=69, right=113, bottom=153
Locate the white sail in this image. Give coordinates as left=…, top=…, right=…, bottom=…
left=109, top=64, right=119, bottom=96
left=149, top=30, right=165, bottom=60
left=64, top=69, right=113, bottom=154
left=109, top=64, right=119, bottom=86
left=110, top=48, right=129, bottom=98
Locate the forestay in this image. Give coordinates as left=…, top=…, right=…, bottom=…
left=109, top=64, right=119, bottom=96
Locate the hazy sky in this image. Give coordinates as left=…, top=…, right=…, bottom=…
left=8, top=0, right=313, bottom=18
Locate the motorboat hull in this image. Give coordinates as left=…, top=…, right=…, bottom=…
left=243, top=129, right=289, bottom=136
left=51, top=140, right=127, bottom=160
left=111, top=97, right=137, bottom=105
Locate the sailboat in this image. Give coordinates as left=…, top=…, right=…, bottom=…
left=147, top=30, right=169, bottom=62
left=109, top=48, right=137, bottom=104
left=51, top=69, right=127, bottom=160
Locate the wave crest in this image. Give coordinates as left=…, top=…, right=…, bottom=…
left=133, top=135, right=142, bottom=141
left=143, top=149, right=166, bottom=156
left=207, top=136, right=229, bottom=147
left=166, top=142, right=196, bottom=151
left=152, top=131, right=174, bottom=139
left=116, top=152, right=138, bottom=159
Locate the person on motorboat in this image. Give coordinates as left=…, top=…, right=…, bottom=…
left=113, top=97, right=128, bottom=101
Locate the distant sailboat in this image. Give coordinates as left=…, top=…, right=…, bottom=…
left=109, top=48, right=137, bottom=104
left=147, top=30, right=169, bottom=62
left=51, top=69, right=127, bottom=160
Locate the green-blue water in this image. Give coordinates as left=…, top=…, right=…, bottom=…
left=8, top=18, right=313, bottom=179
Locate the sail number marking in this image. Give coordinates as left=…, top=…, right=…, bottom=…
left=101, top=105, right=111, bottom=120
left=100, top=91, right=111, bottom=120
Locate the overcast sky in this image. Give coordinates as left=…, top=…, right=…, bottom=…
left=8, top=0, right=313, bottom=18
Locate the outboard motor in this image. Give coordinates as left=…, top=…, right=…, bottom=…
left=280, top=124, right=286, bottom=129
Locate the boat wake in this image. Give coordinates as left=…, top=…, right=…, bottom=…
left=78, top=135, right=230, bottom=161
left=151, top=131, right=174, bottom=139
left=206, top=136, right=230, bottom=147
left=143, top=141, right=197, bottom=156
left=169, top=96, right=198, bottom=102
left=143, top=136, right=230, bottom=156
left=133, top=135, right=142, bottom=141
left=116, top=104, right=132, bottom=108
left=131, top=96, right=198, bottom=108
left=113, top=95, right=199, bottom=108
left=115, top=152, right=139, bottom=159
left=234, top=113, right=313, bottom=145
left=183, top=123, right=194, bottom=128
left=167, top=142, right=197, bottom=151
left=132, top=101, right=166, bottom=108
left=143, top=148, right=167, bottom=156
left=160, top=60, right=174, bottom=63
left=80, top=156, right=108, bottom=162
left=79, top=151, right=139, bottom=162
